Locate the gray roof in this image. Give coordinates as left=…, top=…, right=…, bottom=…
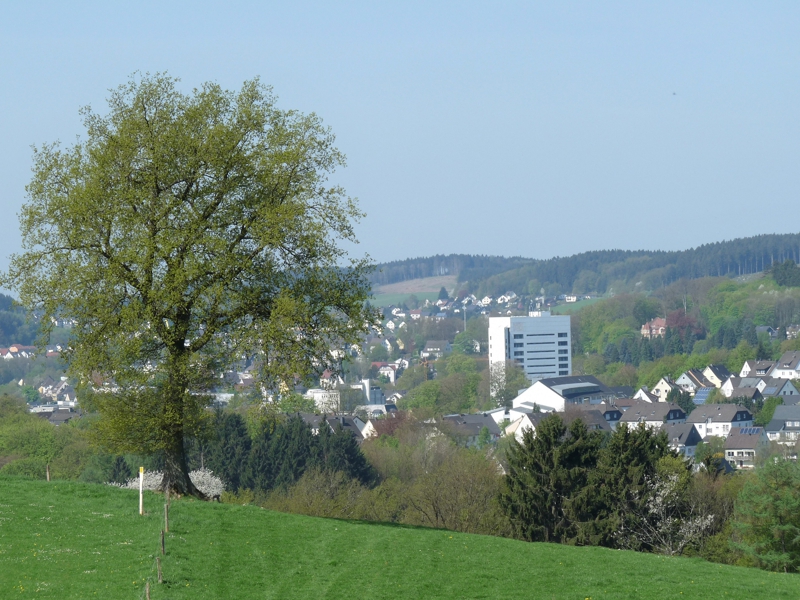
left=440, top=413, right=502, bottom=437
left=563, top=408, right=613, bottom=432
left=765, top=405, right=800, bottom=432
left=660, top=422, right=703, bottom=447
left=728, top=387, right=762, bottom=401
left=536, top=375, right=615, bottom=400
left=687, top=404, right=753, bottom=424
left=706, top=364, right=732, bottom=380
left=776, top=351, right=800, bottom=371
left=619, top=402, right=685, bottom=424
left=724, top=427, right=765, bottom=450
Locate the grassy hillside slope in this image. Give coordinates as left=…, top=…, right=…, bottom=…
left=1, top=477, right=797, bottom=599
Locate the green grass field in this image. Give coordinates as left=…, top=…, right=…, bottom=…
left=552, top=297, right=603, bottom=314
left=1, top=476, right=798, bottom=599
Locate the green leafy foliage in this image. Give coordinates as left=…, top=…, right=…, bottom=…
left=2, top=74, right=374, bottom=495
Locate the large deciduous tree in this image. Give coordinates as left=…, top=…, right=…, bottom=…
left=2, top=74, right=374, bottom=497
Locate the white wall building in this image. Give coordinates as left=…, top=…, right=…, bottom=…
left=489, top=312, right=572, bottom=386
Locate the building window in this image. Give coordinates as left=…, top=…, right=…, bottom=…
left=513, top=334, right=523, bottom=339
left=514, top=351, right=524, bottom=357
left=558, top=341, right=568, bottom=346
left=558, top=349, right=568, bottom=355
left=558, top=332, right=568, bottom=337
left=559, top=371, right=568, bottom=375
left=514, top=343, right=524, bottom=348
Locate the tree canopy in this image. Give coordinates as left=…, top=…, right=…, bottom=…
left=2, top=74, right=374, bottom=496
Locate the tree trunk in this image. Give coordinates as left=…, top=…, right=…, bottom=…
left=159, top=347, right=207, bottom=499
left=161, top=438, right=206, bottom=499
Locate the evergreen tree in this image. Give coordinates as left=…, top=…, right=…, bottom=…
left=109, top=455, right=133, bottom=484
left=732, top=459, right=800, bottom=572
left=576, top=423, right=672, bottom=548
left=268, top=415, right=320, bottom=489
left=205, top=411, right=251, bottom=491
left=319, top=417, right=376, bottom=485
left=243, top=423, right=275, bottom=492
left=500, top=414, right=602, bottom=544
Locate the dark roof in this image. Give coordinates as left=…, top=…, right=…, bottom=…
left=723, top=427, right=764, bottom=450
left=765, top=405, right=800, bottom=432
left=536, top=375, right=614, bottom=400
left=687, top=404, right=753, bottom=424
left=609, top=386, right=635, bottom=398
left=619, top=402, right=685, bottom=424
left=728, top=387, right=762, bottom=401
left=776, top=351, right=800, bottom=371
left=680, top=368, right=712, bottom=387
left=440, top=413, right=502, bottom=437
left=573, top=403, right=623, bottom=421
left=660, top=422, right=703, bottom=448
left=705, top=364, right=732, bottom=380
left=563, top=408, right=612, bottom=432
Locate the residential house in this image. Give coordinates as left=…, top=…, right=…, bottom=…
left=633, top=388, right=659, bottom=403
left=764, top=405, right=800, bottom=445
left=575, top=403, right=623, bottom=429
left=618, top=402, right=687, bottom=431
left=378, top=364, right=398, bottom=384
left=759, top=378, right=800, bottom=401
left=505, top=413, right=545, bottom=443
left=652, top=377, right=680, bottom=402
left=770, top=351, right=800, bottom=379
left=676, top=369, right=713, bottom=395
left=723, top=427, right=767, bottom=469
left=687, top=404, right=754, bottom=439
left=755, top=326, right=777, bottom=339
left=512, top=375, right=617, bottom=412
left=420, top=340, right=452, bottom=359
left=703, top=365, right=732, bottom=388
left=641, top=317, right=667, bottom=339
left=440, top=413, right=502, bottom=447
left=660, top=422, right=703, bottom=458
left=304, top=388, right=341, bottom=413
left=497, top=291, right=518, bottom=304
left=739, top=360, right=776, bottom=378
left=295, top=413, right=366, bottom=443
left=410, top=309, right=423, bottom=321
left=562, top=407, right=613, bottom=433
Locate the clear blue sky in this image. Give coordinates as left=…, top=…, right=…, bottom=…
left=1, top=1, right=799, bottom=270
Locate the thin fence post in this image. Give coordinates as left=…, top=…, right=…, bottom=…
left=145, top=581, right=151, bottom=600
left=164, top=502, right=169, bottom=533
left=46, top=464, right=50, bottom=482
left=160, top=529, right=165, bottom=555
left=157, top=557, right=163, bottom=584
left=139, top=467, right=144, bottom=515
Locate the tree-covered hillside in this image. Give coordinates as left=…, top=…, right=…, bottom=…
left=372, top=233, right=800, bottom=296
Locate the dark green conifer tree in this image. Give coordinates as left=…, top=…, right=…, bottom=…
left=575, top=423, right=672, bottom=548
left=500, top=414, right=601, bottom=544
left=205, top=411, right=252, bottom=491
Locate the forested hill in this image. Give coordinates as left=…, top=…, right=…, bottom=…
left=371, top=233, right=800, bottom=296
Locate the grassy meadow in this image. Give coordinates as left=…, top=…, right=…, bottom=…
left=1, top=476, right=798, bottom=599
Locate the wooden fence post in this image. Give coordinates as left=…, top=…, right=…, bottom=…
left=164, top=502, right=169, bottom=533
left=160, top=529, right=165, bottom=555
left=157, top=557, right=163, bottom=583
left=46, top=464, right=50, bottom=482
left=145, top=581, right=151, bottom=600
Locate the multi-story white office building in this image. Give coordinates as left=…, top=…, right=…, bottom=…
left=488, top=311, right=572, bottom=386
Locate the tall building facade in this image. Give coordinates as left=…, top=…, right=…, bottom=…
left=488, top=311, right=572, bottom=386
